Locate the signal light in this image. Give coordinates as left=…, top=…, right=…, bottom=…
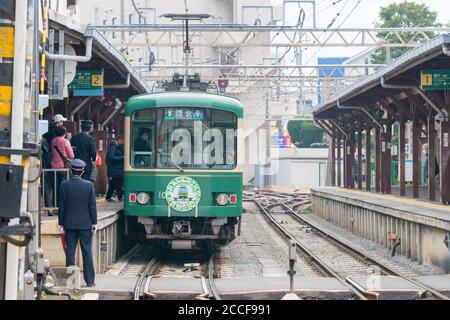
left=129, top=193, right=136, bottom=203
left=218, top=79, right=228, bottom=88
left=229, top=194, right=237, bottom=204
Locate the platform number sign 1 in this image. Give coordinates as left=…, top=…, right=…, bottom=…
left=421, top=70, right=450, bottom=90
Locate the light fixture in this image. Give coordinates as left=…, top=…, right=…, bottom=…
left=137, top=192, right=150, bottom=205
left=216, top=193, right=229, bottom=206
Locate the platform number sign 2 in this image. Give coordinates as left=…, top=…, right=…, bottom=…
left=91, top=74, right=103, bottom=87
left=69, top=69, right=104, bottom=96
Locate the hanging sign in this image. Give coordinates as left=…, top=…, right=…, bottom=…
left=68, top=69, right=104, bottom=96
left=420, top=70, right=450, bottom=90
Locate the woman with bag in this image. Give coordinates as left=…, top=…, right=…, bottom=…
left=51, top=126, right=74, bottom=211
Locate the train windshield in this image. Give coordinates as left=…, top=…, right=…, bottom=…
left=131, top=107, right=237, bottom=169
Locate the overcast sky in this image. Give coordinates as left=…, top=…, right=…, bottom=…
left=274, top=0, right=450, bottom=62
left=276, top=0, right=450, bottom=28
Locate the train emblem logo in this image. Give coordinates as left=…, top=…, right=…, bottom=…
left=165, top=176, right=201, bottom=212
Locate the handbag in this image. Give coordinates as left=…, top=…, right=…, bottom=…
left=95, top=153, right=102, bottom=167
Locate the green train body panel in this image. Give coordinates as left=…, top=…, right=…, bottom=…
left=124, top=171, right=243, bottom=218
left=126, top=91, right=244, bottom=118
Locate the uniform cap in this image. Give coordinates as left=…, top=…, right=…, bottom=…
left=80, top=120, right=93, bottom=130
left=53, top=114, right=67, bottom=122
left=70, top=159, right=86, bottom=170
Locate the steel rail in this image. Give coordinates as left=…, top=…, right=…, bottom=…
left=133, top=257, right=158, bottom=300
left=208, top=253, right=221, bottom=300
left=283, top=201, right=450, bottom=300
left=253, top=198, right=369, bottom=300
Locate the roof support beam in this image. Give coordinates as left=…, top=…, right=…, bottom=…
left=381, top=76, right=448, bottom=122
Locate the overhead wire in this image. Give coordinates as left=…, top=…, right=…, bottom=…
left=304, top=0, right=363, bottom=64
left=131, top=0, right=153, bottom=64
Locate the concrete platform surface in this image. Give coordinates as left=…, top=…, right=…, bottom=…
left=312, top=187, right=450, bottom=226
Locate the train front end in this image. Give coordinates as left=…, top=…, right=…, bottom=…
left=124, top=92, right=243, bottom=250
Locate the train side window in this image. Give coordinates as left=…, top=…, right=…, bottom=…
left=132, top=109, right=155, bottom=168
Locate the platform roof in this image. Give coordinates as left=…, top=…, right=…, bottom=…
left=48, top=10, right=151, bottom=95
left=313, top=34, right=450, bottom=120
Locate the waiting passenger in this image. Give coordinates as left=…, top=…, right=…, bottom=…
left=51, top=126, right=74, bottom=210
left=71, top=120, right=97, bottom=182
left=106, top=135, right=125, bottom=202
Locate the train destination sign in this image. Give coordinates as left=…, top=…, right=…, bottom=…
left=420, top=70, right=450, bottom=90
left=68, top=69, right=104, bottom=96
left=164, top=109, right=204, bottom=121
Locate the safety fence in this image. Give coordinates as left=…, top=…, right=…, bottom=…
left=41, top=168, right=70, bottom=213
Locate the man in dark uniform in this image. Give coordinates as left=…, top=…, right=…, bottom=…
left=58, top=159, right=97, bottom=287
left=70, top=120, right=96, bottom=182
left=106, top=135, right=125, bottom=201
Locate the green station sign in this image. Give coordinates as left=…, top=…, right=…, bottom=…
left=420, top=70, right=450, bottom=90
left=68, top=69, right=104, bottom=96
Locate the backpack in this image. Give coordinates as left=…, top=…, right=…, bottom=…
left=41, top=140, right=52, bottom=169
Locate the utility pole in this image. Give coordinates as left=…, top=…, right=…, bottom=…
left=264, top=92, right=272, bottom=189
left=1, top=0, right=40, bottom=300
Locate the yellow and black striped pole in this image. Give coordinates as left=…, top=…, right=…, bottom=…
left=39, top=0, right=48, bottom=95
left=0, top=6, right=15, bottom=159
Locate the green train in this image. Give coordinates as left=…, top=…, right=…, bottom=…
left=124, top=90, right=243, bottom=250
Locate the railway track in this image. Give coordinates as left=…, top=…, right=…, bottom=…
left=130, top=249, right=221, bottom=300
left=248, top=191, right=449, bottom=300
left=133, top=257, right=158, bottom=300
left=207, top=253, right=221, bottom=300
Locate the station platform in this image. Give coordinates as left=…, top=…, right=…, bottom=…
left=311, top=187, right=450, bottom=272
left=76, top=274, right=450, bottom=300
left=41, top=199, right=125, bottom=272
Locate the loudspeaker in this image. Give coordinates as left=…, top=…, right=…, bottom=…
left=0, top=163, right=24, bottom=218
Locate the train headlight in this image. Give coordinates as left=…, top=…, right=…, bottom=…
left=137, top=192, right=150, bottom=205
left=216, top=193, right=229, bottom=206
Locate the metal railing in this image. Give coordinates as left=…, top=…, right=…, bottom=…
left=41, top=168, right=70, bottom=213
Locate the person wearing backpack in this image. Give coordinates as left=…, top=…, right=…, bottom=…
left=42, top=114, right=67, bottom=210
left=51, top=126, right=74, bottom=210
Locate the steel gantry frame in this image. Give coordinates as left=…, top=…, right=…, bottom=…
left=89, top=24, right=450, bottom=95
left=136, top=64, right=382, bottom=94
left=94, top=25, right=450, bottom=48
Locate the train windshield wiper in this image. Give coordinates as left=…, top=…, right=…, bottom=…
left=170, top=159, right=184, bottom=172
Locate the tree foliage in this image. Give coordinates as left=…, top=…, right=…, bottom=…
left=287, top=120, right=323, bottom=148
left=371, top=1, right=438, bottom=64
